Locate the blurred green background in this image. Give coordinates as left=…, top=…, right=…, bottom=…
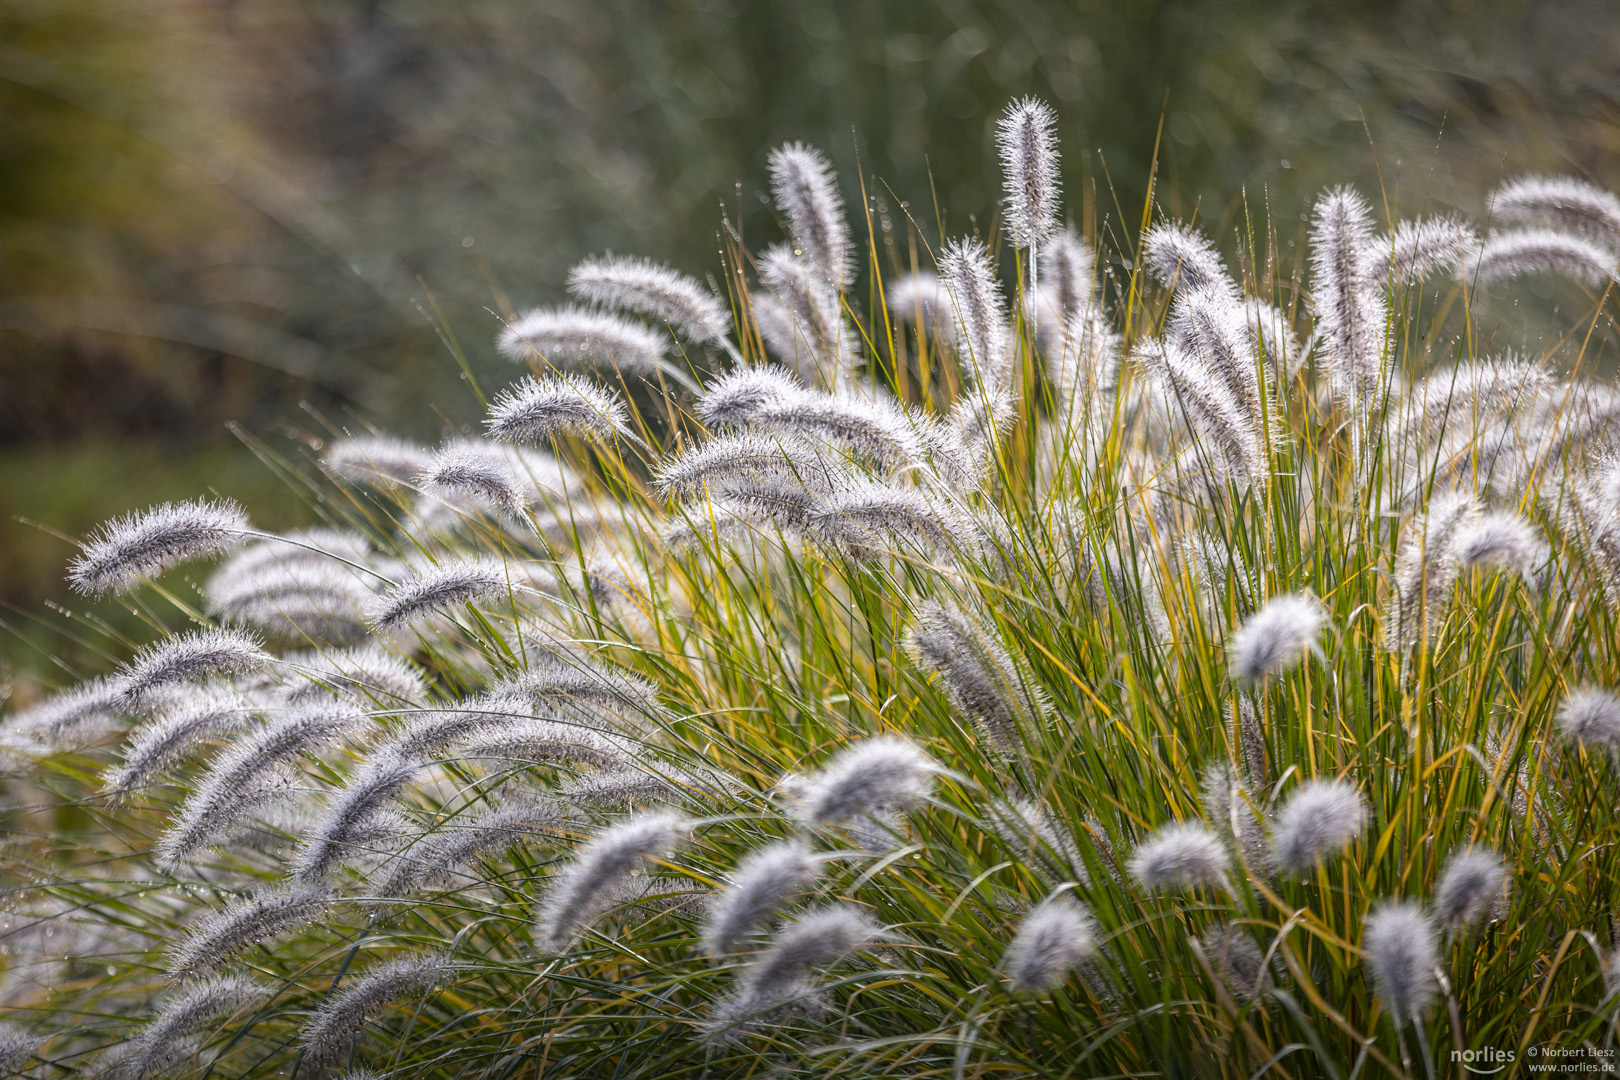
left=3, top=0, right=1618, bottom=698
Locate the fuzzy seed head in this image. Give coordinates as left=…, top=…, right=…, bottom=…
left=1228, top=593, right=1326, bottom=683
left=792, top=736, right=938, bottom=827
left=367, top=558, right=513, bottom=630
left=1558, top=688, right=1620, bottom=751
left=497, top=305, right=668, bottom=375
left=534, top=810, right=689, bottom=951
left=703, top=840, right=822, bottom=957
left=996, top=97, right=1061, bottom=250
left=68, top=499, right=249, bottom=596
left=487, top=374, right=637, bottom=446
left=167, top=886, right=333, bottom=978
left=1435, top=848, right=1509, bottom=933
left=1362, top=901, right=1439, bottom=1027
left=1129, top=822, right=1229, bottom=891
left=116, top=629, right=269, bottom=705
left=299, top=952, right=454, bottom=1074
left=567, top=253, right=731, bottom=342
left=323, top=435, right=434, bottom=487
left=1488, top=175, right=1620, bottom=252
left=768, top=142, right=853, bottom=284
left=1002, top=896, right=1096, bottom=995
left=1471, top=229, right=1618, bottom=287
left=1270, top=778, right=1367, bottom=874
left=939, top=237, right=1011, bottom=390
left=1142, top=222, right=1236, bottom=298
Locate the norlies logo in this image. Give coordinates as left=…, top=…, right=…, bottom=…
left=1452, top=1047, right=1516, bottom=1075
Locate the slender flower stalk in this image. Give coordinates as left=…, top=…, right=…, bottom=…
left=68, top=499, right=250, bottom=596
left=566, top=253, right=731, bottom=342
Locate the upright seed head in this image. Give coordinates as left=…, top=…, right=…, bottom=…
left=566, top=253, right=731, bottom=342
left=1001, top=895, right=1096, bottom=995
left=1435, top=848, right=1509, bottom=933
left=767, top=142, right=853, bottom=285
left=1228, top=593, right=1326, bottom=684
left=68, top=499, right=250, bottom=596
left=1362, top=900, right=1439, bottom=1027
left=1270, top=778, right=1367, bottom=874
left=996, top=97, right=1061, bottom=252
left=1129, top=822, right=1229, bottom=891
left=939, top=237, right=1011, bottom=390
left=1310, top=187, right=1387, bottom=415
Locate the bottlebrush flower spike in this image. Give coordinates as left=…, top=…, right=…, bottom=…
left=1374, top=216, right=1481, bottom=283
left=1002, top=895, right=1096, bottom=995
left=487, top=374, right=639, bottom=446
left=1454, top=512, right=1548, bottom=578
left=768, top=142, right=853, bottom=285
left=1141, top=221, right=1238, bottom=299
left=1363, top=901, right=1439, bottom=1027
left=293, top=750, right=424, bottom=883
left=703, top=840, right=822, bottom=957
left=791, top=736, right=938, bottom=827
left=299, top=952, right=454, bottom=1074
left=166, top=885, right=333, bottom=978
left=886, top=271, right=951, bottom=330
left=707, top=905, right=881, bottom=1042
left=419, top=442, right=528, bottom=511
left=373, top=797, right=562, bottom=897
left=68, top=499, right=250, bottom=596
left=156, top=700, right=367, bottom=869
left=1201, top=924, right=1272, bottom=1002
left=1227, top=593, right=1326, bottom=684
left=757, top=243, right=860, bottom=391
left=534, top=810, right=690, bottom=951
left=0, top=1031, right=39, bottom=1076
left=810, top=483, right=968, bottom=560
left=939, top=237, right=1011, bottom=390
left=654, top=432, right=846, bottom=500
left=1558, top=688, right=1620, bottom=752
left=111, top=976, right=265, bottom=1080
left=906, top=601, right=1038, bottom=755
left=1135, top=336, right=1266, bottom=482
left=1385, top=489, right=1479, bottom=651
left=1488, top=175, right=1620, bottom=253
left=497, top=305, right=668, bottom=376
left=1129, top=822, right=1229, bottom=891
left=115, top=629, right=269, bottom=706
left=284, top=645, right=424, bottom=707
left=366, top=558, right=514, bottom=630
left=1469, top=228, right=1618, bottom=287
left=1040, top=227, right=1098, bottom=321
left=7, top=677, right=127, bottom=740
left=323, top=435, right=435, bottom=487
left=1435, top=848, right=1509, bottom=933
left=996, top=97, right=1060, bottom=253
left=1201, top=762, right=1270, bottom=874
left=696, top=366, right=801, bottom=428
left=1310, top=187, right=1387, bottom=416
left=103, top=689, right=256, bottom=798
left=1270, top=777, right=1366, bottom=874
left=567, top=253, right=731, bottom=342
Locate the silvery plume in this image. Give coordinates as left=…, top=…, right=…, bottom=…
left=1385, top=489, right=1479, bottom=650
left=1362, top=901, right=1439, bottom=1028
left=114, top=628, right=270, bottom=706
left=102, top=687, right=256, bottom=798
left=757, top=243, right=860, bottom=393
left=293, top=749, right=424, bottom=883
left=906, top=600, right=1040, bottom=756
left=533, top=809, right=689, bottom=951
left=702, top=839, right=822, bottom=957
left=487, top=373, right=641, bottom=447
left=566, top=253, right=731, bottom=343
left=768, top=141, right=854, bottom=286
left=102, top=976, right=265, bottom=1080
left=497, top=304, right=669, bottom=378
left=1227, top=593, right=1326, bottom=684
left=1469, top=228, right=1618, bottom=287
left=706, top=904, right=881, bottom=1043
left=788, top=736, right=938, bottom=827
left=323, top=434, right=435, bottom=487
left=366, top=558, right=516, bottom=630
left=1488, top=174, right=1620, bottom=253
left=1270, top=778, right=1367, bottom=875
left=1129, top=822, right=1229, bottom=891
left=1435, top=847, right=1509, bottom=933
left=1310, top=187, right=1387, bottom=418
left=1135, top=336, right=1265, bottom=484
left=1373, top=215, right=1481, bottom=283
left=1141, top=221, right=1238, bottom=299
left=68, top=498, right=250, bottom=596
left=166, top=884, right=333, bottom=978
left=1199, top=923, right=1273, bottom=1003
left=1558, top=688, right=1620, bottom=753
left=299, top=951, right=455, bottom=1075
left=373, top=796, right=563, bottom=897
left=1001, top=895, right=1096, bottom=997
left=938, top=236, right=1011, bottom=391
left=1202, top=762, right=1270, bottom=875
left=996, top=96, right=1060, bottom=287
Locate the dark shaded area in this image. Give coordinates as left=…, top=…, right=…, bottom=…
left=2, top=0, right=1618, bottom=684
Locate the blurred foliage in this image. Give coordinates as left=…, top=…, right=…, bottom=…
left=2, top=0, right=1619, bottom=688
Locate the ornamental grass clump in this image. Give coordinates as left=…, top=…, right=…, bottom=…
left=9, top=90, right=1620, bottom=1079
